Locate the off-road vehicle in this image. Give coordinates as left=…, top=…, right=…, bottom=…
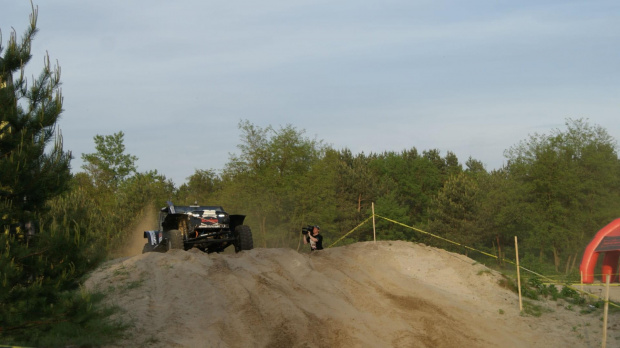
left=142, top=202, right=253, bottom=254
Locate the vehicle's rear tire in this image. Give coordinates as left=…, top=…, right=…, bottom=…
left=235, top=225, right=253, bottom=252
left=142, top=243, right=154, bottom=254
left=164, top=229, right=184, bottom=251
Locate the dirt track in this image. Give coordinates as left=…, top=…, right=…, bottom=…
left=86, top=241, right=620, bottom=347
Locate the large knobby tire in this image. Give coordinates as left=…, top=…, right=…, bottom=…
left=235, top=225, right=253, bottom=252
left=164, top=229, right=184, bottom=251
left=142, top=243, right=154, bottom=254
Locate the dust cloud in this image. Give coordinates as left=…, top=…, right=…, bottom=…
left=115, top=205, right=158, bottom=257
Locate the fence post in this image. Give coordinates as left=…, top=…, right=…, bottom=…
left=372, top=202, right=376, bottom=243
left=580, top=271, right=584, bottom=300
left=603, top=274, right=610, bottom=348
left=515, top=236, right=522, bottom=312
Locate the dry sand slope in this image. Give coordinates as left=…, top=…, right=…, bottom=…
left=85, top=241, right=618, bottom=347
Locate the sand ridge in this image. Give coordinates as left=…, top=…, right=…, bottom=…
left=85, top=241, right=618, bottom=347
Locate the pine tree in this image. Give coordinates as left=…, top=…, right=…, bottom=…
left=0, top=6, right=115, bottom=345
left=0, top=4, right=71, bottom=232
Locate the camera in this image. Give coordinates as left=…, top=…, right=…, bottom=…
left=301, top=225, right=315, bottom=235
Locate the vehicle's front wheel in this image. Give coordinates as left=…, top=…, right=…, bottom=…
left=234, top=225, right=253, bottom=252
left=163, top=229, right=184, bottom=251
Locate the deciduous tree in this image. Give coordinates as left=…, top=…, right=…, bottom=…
left=221, top=120, right=326, bottom=247
left=504, top=118, right=620, bottom=272
left=81, top=131, right=137, bottom=191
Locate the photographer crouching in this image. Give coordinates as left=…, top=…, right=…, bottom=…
left=302, top=225, right=323, bottom=251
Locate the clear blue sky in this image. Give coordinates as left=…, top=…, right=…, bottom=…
left=3, top=1, right=619, bottom=185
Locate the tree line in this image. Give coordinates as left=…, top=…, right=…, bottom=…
left=179, top=118, right=620, bottom=278
left=2, top=5, right=620, bottom=346
left=18, top=116, right=617, bottom=277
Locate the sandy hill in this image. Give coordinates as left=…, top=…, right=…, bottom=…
left=85, top=241, right=618, bottom=347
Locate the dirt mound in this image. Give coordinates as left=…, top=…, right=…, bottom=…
left=85, top=241, right=616, bottom=347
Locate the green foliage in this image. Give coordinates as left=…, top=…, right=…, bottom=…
left=116, top=170, right=175, bottom=232
left=75, top=132, right=175, bottom=252
left=428, top=172, right=486, bottom=251
left=368, top=148, right=460, bottom=226
left=503, top=276, right=589, bottom=312
left=371, top=191, right=413, bottom=241
left=465, top=157, right=486, bottom=175
left=503, top=118, right=620, bottom=272
left=559, top=284, right=585, bottom=304
left=498, top=274, right=518, bottom=293
left=0, top=126, right=161, bottom=344
left=521, top=300, right=551, bottom=317
left=0, top=8, right=129, bottom=345
left=0, top=202, right=125, bottom=345
left=1, top=289, right=128, bottom=347
left=330, top=149, right=378, bottom=242
left=209, top=121, right=470, bottom=249
left=218, top=120, right=329, bottom=248
left=81, top=131, right=138, bottom=191
left=520, top=253, right=558, bottom=276
left=497, top=275, right=595, bottom=318
left=524, top=277, right=561, bottom=300
left=176, top=169, right=222, bottom=204
left=0, top=4, right=71, bottom=228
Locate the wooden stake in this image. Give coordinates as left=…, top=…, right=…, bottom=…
left=372, top=202, right=376, bottom=243
left=515, top=236, right=522, bottom=312
left=496, top=235, right=502, bottom=266
left=603, top=274, right=610, bottom=348
left=580, top=271, right=584, bottom=300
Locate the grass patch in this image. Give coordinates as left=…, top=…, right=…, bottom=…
left=498, top=275, right=608, bottom=317
left=580, top=305, right=597, bottom=315
left=112, top=264, right=135, bottom=278
left=122, top=279, right=145, bottom=291
left=521, top=300, right=553, bottom=317
left=498, top=274, right=518, bottom=293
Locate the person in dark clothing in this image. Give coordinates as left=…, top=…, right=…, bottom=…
left=306, top=225, right=323, bottom=251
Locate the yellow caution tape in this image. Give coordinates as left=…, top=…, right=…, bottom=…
left=327, top=216, right=373, bottom=248
left=330, top=213, right=620, bottom=308
left=375, top=214, right=500, bottom=260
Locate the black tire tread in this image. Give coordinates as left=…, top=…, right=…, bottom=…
left=235, top=225, right=253, bottom=251
left=142, top=243, right=154, bottom=254
left=164, top=229, right=184, bottom=250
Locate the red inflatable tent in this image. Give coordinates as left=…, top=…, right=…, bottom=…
left=579, top=218, right=620, bottom=284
